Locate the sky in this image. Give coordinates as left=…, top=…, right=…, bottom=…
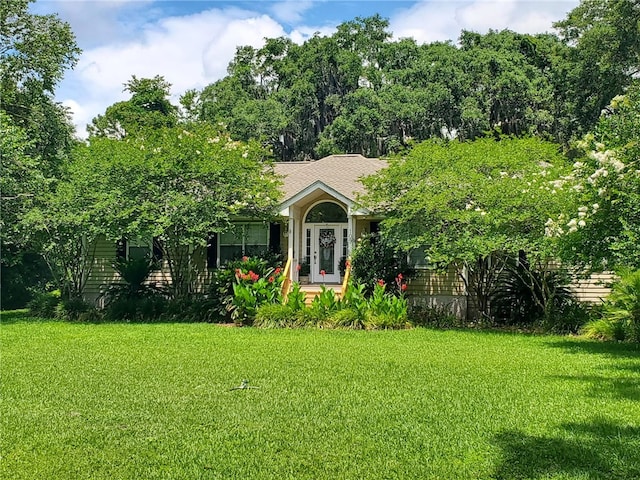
left=32, top=0, right=581, bottom=138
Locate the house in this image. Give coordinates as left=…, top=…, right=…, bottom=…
left=84, top=154, right=612, bottom=316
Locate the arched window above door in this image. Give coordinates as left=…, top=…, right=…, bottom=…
left=305, top=202, right=347, bottom=223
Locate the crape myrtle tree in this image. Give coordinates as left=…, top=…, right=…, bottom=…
left=359, top=137, right=575, bottom=320
left=63, top=123, right=282, bottom=298
left=556, top=82, right=640, bottom=270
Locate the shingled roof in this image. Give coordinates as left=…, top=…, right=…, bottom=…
left=274, top=154, right=387, bottom=204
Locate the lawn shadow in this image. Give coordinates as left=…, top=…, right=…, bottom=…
left=0, top=310, right=53, bottom=325
left=550, top=373, right=640, bottom=401
left=492, top=419, right=640, bottom=479
left=546, top=338, right=640, bottom=359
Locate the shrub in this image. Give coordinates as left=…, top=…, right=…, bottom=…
left=308, top=286, right=341, bottom=320
left=254, top=304, right=295, bottom=329
left=329, top=308, right=366, bottom=330
left=350, top=233, right=414, bottom=296
left=101, top=257, right=168, bottom=321
left=583, top=269, right=640, bottom=342
left=365, top=282, right=409, bottom=329
left=230, top=262, right=284, bottom=325
left=285, top=283, right=306, bottom=312
left=209, top=255, right=284, bottom=320
left=408, top=303, right=462, bottom=329
left=27, top=290, right=61, bottom=318
left=491, top=262, right=574, bottom=326
left=55, top=297, right=99, bottom=322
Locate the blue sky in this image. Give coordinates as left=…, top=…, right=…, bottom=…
left=32, top=0, right=580, bottom=138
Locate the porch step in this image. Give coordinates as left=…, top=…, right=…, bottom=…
left=298, top=284, right=343, bottom=306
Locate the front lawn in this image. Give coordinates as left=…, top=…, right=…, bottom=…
left=2, top=313, right=639, bottom=479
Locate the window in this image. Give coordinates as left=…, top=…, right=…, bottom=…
left=116, top=237, right=163, bottom=261
left=219, top=223, right=269, bottom=264
left=408, top=247, right=429, bottom=268
left=305, top=202, right=347, bottom=223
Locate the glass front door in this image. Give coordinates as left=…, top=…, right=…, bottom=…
left=312, top=226, right=341, bottom=283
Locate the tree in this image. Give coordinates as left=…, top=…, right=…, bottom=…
left=558, top=82, right=640, bottom=270
left=554, top=0, right=640, bottom=135
left=62, top=123, right=282, bottom=298
left=359, top=137, right=574, bottom=319
left=88, top=75, right=177, bottom=138
left=1, top=0, right=80, bottom=169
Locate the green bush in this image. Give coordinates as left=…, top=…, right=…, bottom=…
left=408, top=303, right=462, bottom=329
left=284, top=283, right=306, bottom=312
left=329, top=308, right=366, bottom=330
left=350, top=233, right=414, bottom=296
left=254, top=304, right=295, bottom=329
left=492, top=262, right=575, bottom=326
left=209, top=255, right=284, bottom=321
left=27, top=290, right=61, bottom=318
left=55, top=297, right=99, bottom=322
left=582, top=269, right=640, bottom=342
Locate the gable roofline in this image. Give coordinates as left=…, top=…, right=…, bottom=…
left=278, top=180, right=371, bottom=216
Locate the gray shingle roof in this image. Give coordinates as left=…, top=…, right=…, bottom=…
left=275, top=154, right=387, bottom=204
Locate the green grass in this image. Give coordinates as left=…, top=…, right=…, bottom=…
left=2, top=313, right=640, bottom=479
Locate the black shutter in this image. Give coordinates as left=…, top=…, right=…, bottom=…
left=207, top=233, right=218, bottom=269
left=152, top=237, right=163, bottom=261
left=269, top=222, right=281, bottom=253
left=370, top=221, right=380, bottom=235
left=116, top=238, right=127, bottom=260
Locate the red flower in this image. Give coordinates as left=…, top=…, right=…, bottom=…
left=235, top=268, right=242, bottom=278
left=401, top=284, right=408, bottom=291
left=296, top=264, right=301, bottom=271
left=249, top=270, right=259, bottom=282
left=397, top=273, right=403, bottom=281
left=320, top=270, right=326, bottom=277
left=377, top=279, right=385, bottom=286
left=242, top=256, right=249, bottom=262
left=346, top=260, right=351, bottom=268
left=268, top=276, right=275, bottom=283
left=274, top=267, right=281, bottom=275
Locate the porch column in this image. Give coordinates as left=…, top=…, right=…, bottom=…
left=347, top=213, right=356, bottom=257
left=290, top=206, right=300, bottom=281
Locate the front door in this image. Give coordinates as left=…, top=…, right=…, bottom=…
left=312, top=225, right=341, bottom=283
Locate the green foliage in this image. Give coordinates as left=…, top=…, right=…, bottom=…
left=230, top=263, right=284, bottom=325
left=88, top=75, right=177, bottom=138
left=585, top=269, right=640, bottom=343
left=101, top=256, right=167, bottom=321
left=328, top=308, right=366, bottom=330
left=491, top=261, right=575, bottom=326
left=365, top=282, right=409, bottom=329
left=559, top=83, right=640, bottom=270
left=284, top=282, right=306, bottom=312
left=254, top=304, right=295, bottom=329
left=61, top=122, right=281, bottom=297
left=0, top=247, right=52, bottom=309
left=308, top=285, right=341, bottom=320
left=350, top=233, right=414, bottom=296
left=27, top=290, right=61, bottom=318
left=408, top=303, right=463, bottom=329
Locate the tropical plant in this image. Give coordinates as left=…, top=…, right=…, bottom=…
left=491, top=260, right=575, bottom=326
left=583, top=269, right=640, bottom=342
left=230, top=262, right=284, bottom=324
left=254, top=304, right=295, bottom=329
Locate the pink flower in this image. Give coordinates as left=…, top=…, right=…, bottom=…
left=401, top=284, right=408, bottom=292
left=377, top=279, right=385, bottom=286
left=268, top=276, right=275, bottom=283
left=397, top=273, right=403, bottom=281
left=274, top=267, right=281, bottom=275
left=296, top=264, right=301, bottom=271
left=249, top=271, right=259, bottom=282
left=242, top=256, right=249, bottom=262
left=320, top=270, right=326, bottom=277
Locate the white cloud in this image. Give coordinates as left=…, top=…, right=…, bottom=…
left=59, top=8, right=286, bottom=137
left=390, top=0, right=580, bottom=44
left=271, top=0, right=316, bottom=24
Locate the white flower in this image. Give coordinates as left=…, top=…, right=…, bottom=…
left=578, top=206, right=588, bottom=213
left=592, top=203, right=600, bottom=212
left=578, top=220, right=586, bottom=227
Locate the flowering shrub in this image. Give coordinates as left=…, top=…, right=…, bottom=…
left=228, top=257, right=284, bottom=324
